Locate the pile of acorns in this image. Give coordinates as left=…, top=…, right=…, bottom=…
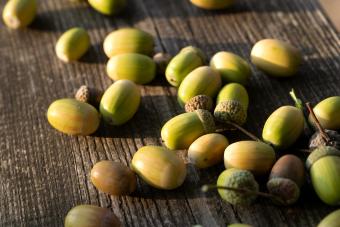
left=3, top=0, right=340, bottom=227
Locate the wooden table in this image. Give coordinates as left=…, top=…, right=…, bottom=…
left=1, top=0, right=339, bottom=226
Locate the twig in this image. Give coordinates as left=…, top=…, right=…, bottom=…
left=225, top=122, right=262, bottom=142
left=306, top=103, right=330, bottom=143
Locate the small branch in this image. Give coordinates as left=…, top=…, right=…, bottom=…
left=306, top=103, right=330, bottom=143
left=201, top=184, right=285, bottom=204
left=226, top=122, right=262, bottom=142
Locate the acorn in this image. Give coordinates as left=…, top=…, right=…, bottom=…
left=190, top=0, right=233, bottom=10
left=100, top=80, right=141, bottom=126
left=153, top=52, right=172, bottom=75
left=106, top=53, right=156, bottom=85
left=88, top=0, right=126, bottom=15
left=90, top=161, right=136, bottom=196
left=309, top=96, right=340, bottom=130
left=251, top=39, right=302, bottom=77
left=47, top=99, right=100, bottom=136
left=224, top=141, right=276, bottom=175
left=2, top=0, right=37, bottom=29
left=306, top=146, right=340, bottom=205
left=228, top=224, right=252, bottom=227
left=64, top=204, right=121, bottom=227
left=75, top=85, right=103, bottom=107
left=188, top=133, right=229, bottom=168
left=177, top=66, right=221, bottom=106
left=210, top=51, right=251, bottom=85
left=165, top=46, right=205, bottom=87
left=214, top=83, right=249, bottom=126
left=184, top=95, right=214, bottom=113
left=309, top=130, right=340, bottom=150
left=262, top=106, right=304, bottom=149
left=266, top=155, right=305, bottom=205
left=131, top=146, right=187, bottom=190
left=55, top=27, right=90, bottom=63
left=318, top=209, right=340, bottom=227
left=216, top=168, right=259, bottom=205
left=103, top=28, right=154, bottom=58
left=161, top=109, right=216, bottom=150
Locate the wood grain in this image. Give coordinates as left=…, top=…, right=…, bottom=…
left=0, top=0, right=339, bottom=226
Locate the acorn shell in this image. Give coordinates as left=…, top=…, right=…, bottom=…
left=90, top=161, right=136, bottom=196
left=188, top=133, right=229, bottom=168
left=210, top=51, right=251, bottom=85
left=88, top=0, right=126, bottom=15
left=106, top=53, right=156, bottom=85
left=103, top=28, right=154, bottom=57
left=55, top=27, right=90, bottom=62
left=190, top=0, right=233, bottom=10
left=310, top=96, right=340, bottom=130
left=262, top=106, right=304, bottom=149
left=161, top=110, right=215, bottom=150
left=165, top=46, right=205, bottom=87
left=318, top=209, right=340, bottom=227
left=177, top=66, right=221, bottom=106
left=216, top=83, right=249, bottom=109
left=64, top=205, right=121, bottom=227
left=100, top=80, right=141, bottom=126
left=251, top=39, right=302, bottom=77
left=131, top=146, right=187, bottom=190
left=47, top=99, right=100, bottom=136
left=2, top=0, right=37, bottom=29
left=224, top=141, right=276, bottom=175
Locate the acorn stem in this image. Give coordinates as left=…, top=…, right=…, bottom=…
left=290, top=89, right=311, bottom=134
left=226, top=122, right=262, bottom=142
left=201, top=184, right=285, bottom=204
left=306, top=102, right=330, bottom=143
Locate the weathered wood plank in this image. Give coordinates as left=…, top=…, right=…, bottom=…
left=0, top=0, right=339, bottom=226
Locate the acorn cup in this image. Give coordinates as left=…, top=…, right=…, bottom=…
left=177, top=66, right=222, bottom=107
left=131, top=146, right=187, bottom=190
left=165, top=46, right=205, bottom=87
left=267, top=155, right=305, bottom=205
left=184, top=95, right=214, bottom=113
left=64, top=205, right=121, bottom=227
left=262, top=105, right=304, bottom=150
left=214, top=83, right=249, bottom=126
left=103, top=28, right=154, bottom=58
left=161, top=109, right=216, bottom=150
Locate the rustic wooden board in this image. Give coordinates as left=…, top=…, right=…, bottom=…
left=0, top=0, right=339, bottom=226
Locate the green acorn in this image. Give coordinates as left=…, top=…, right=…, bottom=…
left=165, top=46, right=205, bottom=87
left=161, top=109, right=215, bottom=150
left=177, top=66, right=221, bottom=106
left=306, top=146, right=340, bottom=206
left=214, top=83, right=249, bottom=126
left=309, top=96, right=340, bottom=130
left=262, top=106, right=304, bottom=149
left=2, top=0, right=37, bottom=29
left=88, top=0, right=126, bottom=15
left=318, top=209, right=340, bottom=227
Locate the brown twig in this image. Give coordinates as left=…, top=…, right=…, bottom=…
left=306, top=103, right=330, bottom=143
left=201, top=184, right=285, bottom=204
left=226, top=122, right=262, bottom=142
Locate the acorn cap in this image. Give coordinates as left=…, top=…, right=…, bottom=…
left=309, top=130, right=340, bottom=150
left=195, top=109, right=216, bottom=133
left=267, top=177, right=300, bottom=205
left=185, top=95, right=213, bottom=113
left=214, top=100, right=247, bottom=125
left=306, top=146, right=340, bottom=170
left=75, top=85, right=103, bottom=107
left=217, top=168, right=259, bottom=205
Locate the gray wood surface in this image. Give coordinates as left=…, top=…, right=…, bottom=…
left=0, top=0, right=339, bottom=226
